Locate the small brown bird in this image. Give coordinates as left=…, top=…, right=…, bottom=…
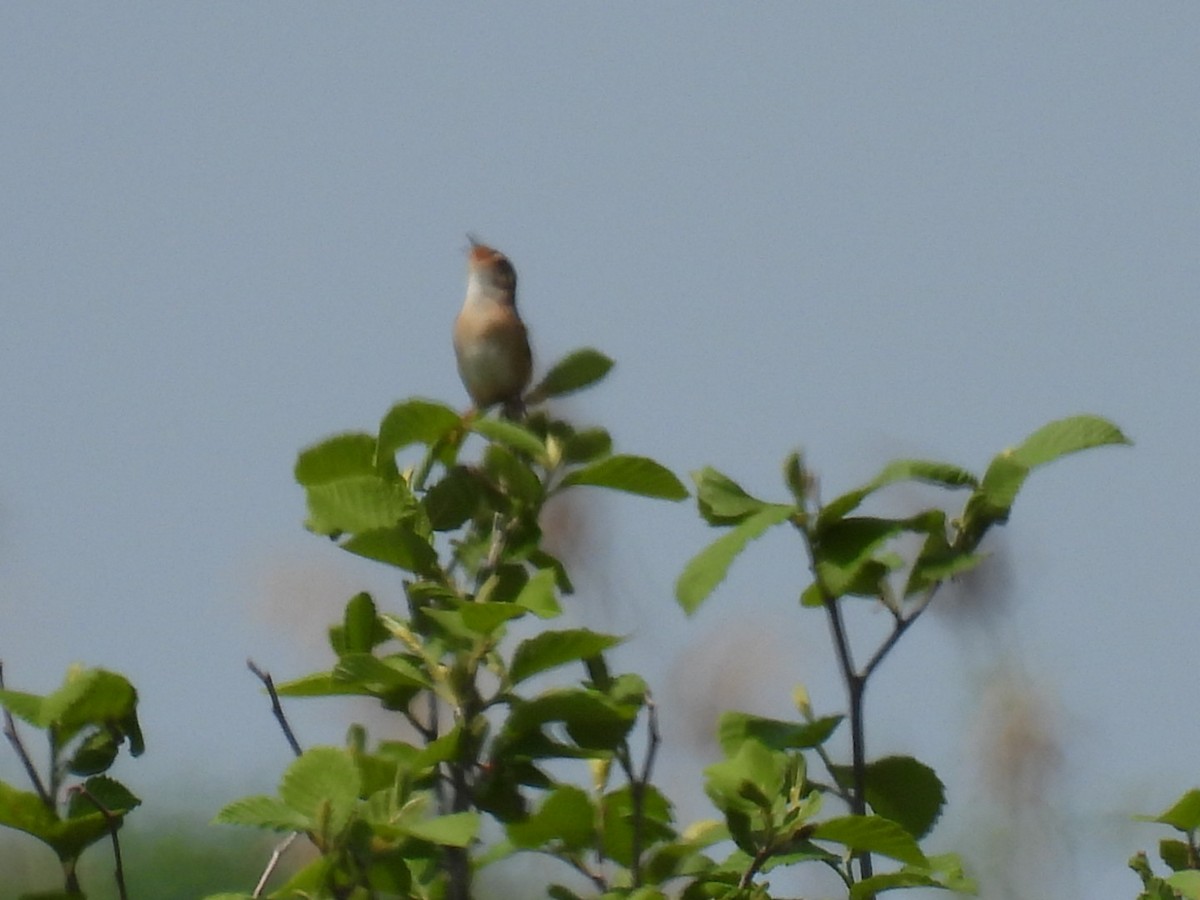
left=453, top=238, right=533, bottom=417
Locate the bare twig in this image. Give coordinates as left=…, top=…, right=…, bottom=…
left=253, top=831, right=299, bottom=898
left=563, top=851, right=608, bottom=891
left=0, top=662, right=53, bottom=807
left=247, top=660, right=302, bottom=758
left=72, top=785, right=128, bottom=900
left=862, top=582, right=942, bottom=680
left=245, top=661, right=306, bottom=895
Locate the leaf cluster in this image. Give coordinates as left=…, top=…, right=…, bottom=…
left=213, top=350, right=700, bottom=899
left=1132, top=790, right=1200, bottom=899
left=678, top=415, right=1129, bottom=615
left=0, top=665, right=144, bottom=896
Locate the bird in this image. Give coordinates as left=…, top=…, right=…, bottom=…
left=453, top=238, right=533, bottom=418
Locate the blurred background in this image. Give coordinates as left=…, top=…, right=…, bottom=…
left=1, top=5, right=1196, bottom=897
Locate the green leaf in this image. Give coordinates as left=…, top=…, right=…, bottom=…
left=304, top=475, right=413, bottom=535
left=717, top=712, right=842, bottom=756
left=1169, top=871, right=1200, bottom=899
left=812, top=815, right=927, bottom=866
left=295, top=432, right=377, bottom=486
left=958, top=451, right=1030, bottom=548
left=905, top=520, right=987, bottom=596
left=472, top=417, right=547, bottom=457
left=71, top=776, right=139, bottom=817
left=848, top=871, right=942, bottom=899
left=693, top=467, right=770, bottom=525
left=514, top=567, right=563, bottom=618
left=561, top=454, right=688, bottom=500
left=528, top=348, right=614, bottom=401
left=67, top=730, right=118, bottom=776
left=37, top=668, right=142, bottom=755
left=676, top=504, right=794, bottom=614
left=1011, top=414, right=1131, bottom=469
left=959, top=415, right=1128, bottom=550
left=0, top=781, right=61, bottom=842
left=335, top=653, right=430, bottom=699
left=340, top=524, right=437, bottom=574
left=44, top=668, right=137, bottom=730
left=423, top=466, right=481, bottom=531
left=705, top=740, right=785, bottom=814
left=483, top=443, right=544, bottom=507
left=813, top=516, right=910, bottom=598
left=213, top=795, right=309, bottom=832
left=563, top=427, right=613, bottom=464
left=399, top=811, right=480, bottom=847
left=820, top=459, right=978, bottom=528
left=500, top=689, right=639, bottom=755
left=458, top=601, right=527, bottom=635
left=972, top=452, right=1030, bottom=517
left=377, top=399, right=461, bottom=457
left=601, top=784, right=677, bottom=867
left=510, top=629, right=623, bottom=685
left=0, top=689, right=44, bottom=726
left=862, top=756, right=946, bottom=840
left=275, top=671, right=374, bottom=699
left=0, top=781, right=113, bottom=860
left=280, top=747, right=361, bottom=836
left=1141, top=789, right=1200, bottom=832
left=506, top=785, right=596, bottom=851
left=339, top=592, right=387, bottom=655
left=1159, top=838, right=1193, bottom=872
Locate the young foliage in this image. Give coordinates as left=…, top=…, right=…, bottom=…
left=0, top=665, right=144, bottom=898
left=210, top=347, right=1126, bottom=899
left=673, top=414, right=1126, bottom=896
left=214, top=350, right=693, bottom=899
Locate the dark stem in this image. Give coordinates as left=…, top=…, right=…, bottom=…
left=63, top=859, right=82, bottom=896
left=823, top=597, right=872, bottom=880
left=564, top=852, right=608, bottom=891
left=0, top=663, right=53, bottom=807
left=862, top=583, right=941, bottom=680
left=441, top=711, right=476, bottom=900
left=73, top=785, right=128, bottom=900
left=738, top=845, right=773, bottom=890
left=614, top=695, right=661, bottom=887
left=247, top=660, right=302, bottom=757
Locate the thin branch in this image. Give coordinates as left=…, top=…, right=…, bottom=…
left=629, top=693, right=662, bottom=887
left=639, top=693, right=662, bottom=785
left=253, top=831, right=299, bottom=898
left=823, top=595, right=860, bottom=692
left=247, top=660, right=302, bottom=758
left=249, top=835, right=298, bottom=897
left=402, top=705, right=436, bottom=743
left=820, top=594, right=871, bottom=882
left=72, top=785, right=128, bottom=900
left=738, top=844, right=773, bottom=890
left=811, top=744, right=852, bottom=805
left=861, top=582, right=942, bottom=681
left=552, top=850, right=607, bottom=892
left=0, top=663, right=52, bottom=807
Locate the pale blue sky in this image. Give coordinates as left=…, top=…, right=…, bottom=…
left=1, top=5, right=1197, bottom=897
